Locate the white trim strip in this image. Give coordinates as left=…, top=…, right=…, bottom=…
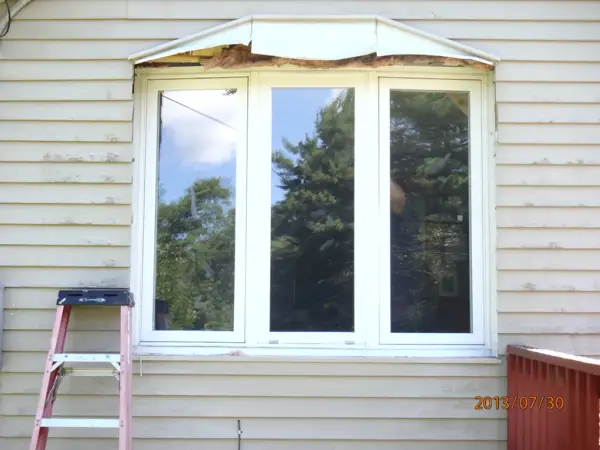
left=135, top=343, right=493, bottom=358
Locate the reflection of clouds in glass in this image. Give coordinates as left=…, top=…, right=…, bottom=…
left=161, top=90, right=237, bottom=167
left=326, top=88, right=344, bottom=105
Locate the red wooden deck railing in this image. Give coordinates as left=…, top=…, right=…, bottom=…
left=507, top=345, right=600, bottom=450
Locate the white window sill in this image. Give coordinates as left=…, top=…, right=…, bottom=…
left=134, top=343, right=497, bottom=360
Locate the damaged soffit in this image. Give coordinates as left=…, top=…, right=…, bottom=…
left=128, top=15, right=500, bottom=69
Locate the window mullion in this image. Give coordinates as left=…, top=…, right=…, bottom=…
left=377, top=80, right=393, bottom=345
left=231, top=79, right=249, bottom=342
left=353, top=73, right=382, bottom=348
left=245, top=73, right=272, bottom=346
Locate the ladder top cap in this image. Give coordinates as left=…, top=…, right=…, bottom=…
left=57, top=288, right=134, bottom=306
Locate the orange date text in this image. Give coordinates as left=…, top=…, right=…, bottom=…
left=475, top=396, right=564, bottom=410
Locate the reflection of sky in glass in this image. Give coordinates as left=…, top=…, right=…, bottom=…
left=157, top=88, right=343, bottom=205
left=159, top=90, right=238, bottom=204
left=271, top=88, right=343, bottom=204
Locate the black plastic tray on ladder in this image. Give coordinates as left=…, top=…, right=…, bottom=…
left=57, top=288, right=134, bottom=306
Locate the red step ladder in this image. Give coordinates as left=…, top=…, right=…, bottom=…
left=30, top=289, right=134, bottom=450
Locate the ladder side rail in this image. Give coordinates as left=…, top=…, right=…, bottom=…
left=30, top=305, right=72, bottom=450
left=119, top=305, right=133, bottom=450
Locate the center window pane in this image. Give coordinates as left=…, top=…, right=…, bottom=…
left=389, top=90, right=471, bottom=334
left=270, top=88, right=355, bottom=332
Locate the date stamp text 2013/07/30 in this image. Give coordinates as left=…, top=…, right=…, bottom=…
left=475, top=396, right=565, bottom=410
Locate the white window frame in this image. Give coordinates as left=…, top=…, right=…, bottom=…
left=131, top=67, right=496, bottom=358
left=247, top=72, right=372, bottom=347
left=378, top=78, right=485, bottom=346
left=136, top=77, right=249, bottom=345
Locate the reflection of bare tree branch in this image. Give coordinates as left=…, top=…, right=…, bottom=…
left=162, top=95, right=236, bottom=130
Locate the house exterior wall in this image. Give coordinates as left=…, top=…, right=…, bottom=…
left=1, top=1, right=599, bottom=448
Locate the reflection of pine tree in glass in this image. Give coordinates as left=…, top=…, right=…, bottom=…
left=155, top=178, right=235, bottom=331
left=389, top=92, right=470, bottom=333
left=270, top=91, right=355, bottom=332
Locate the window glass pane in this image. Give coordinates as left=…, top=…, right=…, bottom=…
left=270, top=88, right=355, bottom=332
left=154, top=89, right=239, bottom=331
left=389, top=90, right=471, bottom=334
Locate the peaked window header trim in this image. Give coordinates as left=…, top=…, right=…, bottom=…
left=128, top=15, right=500, bottom=66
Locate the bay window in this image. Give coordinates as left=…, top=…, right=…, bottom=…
left=132, top=70, right=494, bottom=357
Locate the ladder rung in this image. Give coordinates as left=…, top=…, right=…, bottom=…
left=64, top=367, right=118, bottom=377
left=54, top=353, right=120, bottom=363
left=40, top=418, right=120, bottom=428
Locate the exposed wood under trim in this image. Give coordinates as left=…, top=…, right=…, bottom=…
left=139, top=44, right=494, bottom=71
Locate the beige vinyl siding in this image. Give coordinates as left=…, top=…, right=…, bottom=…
left=1, top=1, right=599, bottom=449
